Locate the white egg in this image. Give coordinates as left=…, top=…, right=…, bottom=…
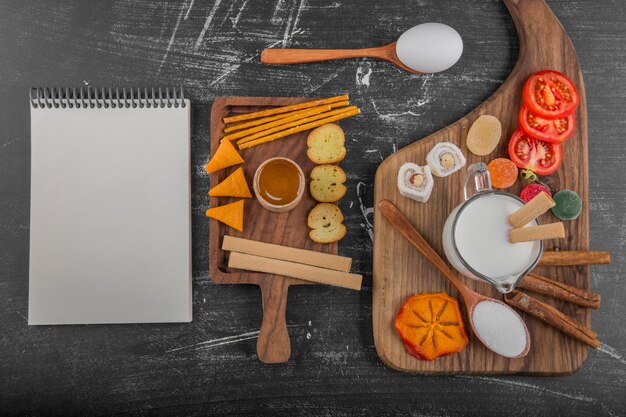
left=395, top=23, right=463, bottom=73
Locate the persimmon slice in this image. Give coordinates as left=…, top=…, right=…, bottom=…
left=394, top=292, right=469, bottom=361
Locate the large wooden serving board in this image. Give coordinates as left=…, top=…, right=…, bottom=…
left=209, top=97, right=337, bottom=364
left=373, top=0, right=590, bottom=374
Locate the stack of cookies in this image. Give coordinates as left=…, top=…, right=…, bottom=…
left=306, top=124, right=348, bottom=244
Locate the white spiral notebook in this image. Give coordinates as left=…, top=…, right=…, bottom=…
left=28, top=87, right=191, bottom=324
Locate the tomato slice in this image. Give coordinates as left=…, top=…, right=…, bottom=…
left=508, top=129, right=563, bottom=176
left=522, top=70, right=579, bottom=119
left=518, top=105, right=576, bottom=143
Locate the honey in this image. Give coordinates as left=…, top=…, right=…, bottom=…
left=257, top=159, right=301, bottom=206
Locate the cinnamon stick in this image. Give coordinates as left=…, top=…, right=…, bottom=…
left=236, top=106, right=359, bottom=146
left=538, top=250, right=611, bottom=266
left=504, top=290, right=599, bottom=348
left=509, top=222, right=565, bottom=243
left=223, top=100, right=349, bottom=133
left=517, top=273, right=601, bottom=309
left=508, top=192, right=555, bottom=228
left=238, top=107, right=360, bottom=150
left=223, top=94, right=349, bottom=123
left=223, top=104, right=332, bottom=141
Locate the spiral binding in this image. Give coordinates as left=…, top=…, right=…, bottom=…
left=29, top=87, right=186, bottom=109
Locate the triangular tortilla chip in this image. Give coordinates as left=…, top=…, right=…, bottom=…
left=209, top=167, right=252, bottom=198
left=205, top=139, right=244, bottom=174
left=205, top=200, right=244, bottom=232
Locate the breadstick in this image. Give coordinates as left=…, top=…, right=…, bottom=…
left=223, top=104, right=332, bottom=142
left=223, top=100, right=349, bottom=133
left=236, top=106, right=359, bottom=146
left=223, top=94, right=349, bottom=124
left=239, top=107, right=360, bottom=150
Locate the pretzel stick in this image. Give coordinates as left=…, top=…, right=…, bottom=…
left=224, top=107, right=326, bottom=134
left=223, top=100, right=349, bottom=133
left=223, top=94, right=349, bottom=123
left=238, top=107, right=360, bottom=150
left=236, top=106, right=359, bottom=146
left=223, top=104, right=333, bottom=142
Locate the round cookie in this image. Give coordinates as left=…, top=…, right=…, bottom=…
left=310, top=165, right=347, bottom=203
left=307, top=203, right=346, bottom=243
left=307, top=123, right=346, bottom=164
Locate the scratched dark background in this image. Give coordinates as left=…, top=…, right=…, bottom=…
left=1, top=0, right=625, bottom=415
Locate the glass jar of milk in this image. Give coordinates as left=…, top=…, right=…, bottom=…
left=442, top=163, right=543, bottom=293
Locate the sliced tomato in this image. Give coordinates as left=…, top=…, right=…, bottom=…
left=518, top=105, right=576, bottom=143
left=508, top=129, right=563, bottom=176
left=522, top=70, right=579, bottom=119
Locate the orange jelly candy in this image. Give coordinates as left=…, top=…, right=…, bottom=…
left=394, top=292, right=469, bottom=361
left=487, top=158, right=518, bottom=189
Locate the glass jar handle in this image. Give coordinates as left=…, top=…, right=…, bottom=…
left=463, top=162, right=493, bottom=201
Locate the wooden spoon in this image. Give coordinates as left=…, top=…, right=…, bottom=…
left=261, top=23, right=463, bottom=74
left=262, top=42, right=419, bottom=74
left=378, top=199, right=531, bottom=358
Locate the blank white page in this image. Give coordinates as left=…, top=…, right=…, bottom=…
left=29, top=101, right=191, bottom=324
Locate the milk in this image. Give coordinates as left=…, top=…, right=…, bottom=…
left=442, top=193, right=541, bottom=290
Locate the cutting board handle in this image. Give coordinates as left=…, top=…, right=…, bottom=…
left=257, top=279, right=291, bottom=363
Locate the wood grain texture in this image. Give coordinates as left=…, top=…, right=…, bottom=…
left=1, top=0, right=625, bottom=415
left=210, top=96, right=338, bottom=363
left=373, top=0, right=590, bottom=374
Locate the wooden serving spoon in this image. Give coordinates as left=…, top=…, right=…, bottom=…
left=261, top=23, right=463, bottom=74
left=262, top=42, right=419, bottom=74
left=378, top=199, right=531, bottom=358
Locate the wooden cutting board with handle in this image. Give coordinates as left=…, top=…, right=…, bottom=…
left=209, top=97, right=338, bottom=364
left=373, top=0, right=590, bottom=374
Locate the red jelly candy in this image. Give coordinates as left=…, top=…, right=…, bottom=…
left=520, top=183, right=552, bottom=203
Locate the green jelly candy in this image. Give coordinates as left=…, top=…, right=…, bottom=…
left=551, top=190, right=582, bottom=220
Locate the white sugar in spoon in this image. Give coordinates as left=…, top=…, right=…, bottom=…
left=261, top=23, right=463, bottom=74
left=378, top=199, right=530, bottom=359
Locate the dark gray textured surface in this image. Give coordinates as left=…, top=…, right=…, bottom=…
left=1, top=0, right=624, bottom=415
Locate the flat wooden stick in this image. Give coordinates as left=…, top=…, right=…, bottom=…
left=239, top=107, right=360, bottom=150
left=223, top=104, right=332, bottom=141
left=538, top=250, right=611, bottom=266
left=509, top=222, right=565, bottom=243
left=222, top=235, right=352, bottom=272
left=508, top=192, right=555, bottom=228
left=505, top=290, right=599, bottom=348
left=223, top=94, right=349, bottom=124
left=223, top=100, right=348, bottom=133
left=228, top=252, right=362, bottom=290
left=517, top=273, right=601, bottom=309
left=236, top=106, right=358, bottom=146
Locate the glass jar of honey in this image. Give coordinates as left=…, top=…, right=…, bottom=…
left=253, top=157, right=305, bottom=212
